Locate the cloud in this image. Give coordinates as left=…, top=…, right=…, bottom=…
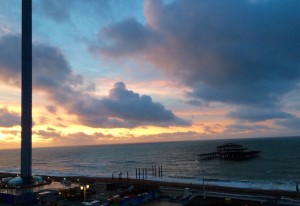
left=81, top=82, right=189, bottom=127
left=198, top=123, right=223, bottom=134
left=0, top=107, right=20, bottom=127
left=0, top=34, right=21, bottom=85
left=91, top=0, right=300, bottom=122
left=35, top=128, right=62, bottom=139
left=0, top=34, right=188, bottom=128
left=276, top=116, right=300, bottom=130
left=36, top=0, right=70, bottom=23
left=228, top=107, right=292, bottom=122
left=69, top=82, right=189, bottom=128
left=35, top=0, right=112, bottom=23
left=46, top=105, right=57, bottom=114
left=92, top=18, right=162, bottom=56
left=134, top=131, right=204, bottom=142
left=34, top=128, right=113, bottom=145
left=226, top=123, right=269, bottom=133
left=0, top=24, right=11, bottom=36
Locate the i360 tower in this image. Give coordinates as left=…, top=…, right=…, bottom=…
left=21, top=0, right=32, bottom=184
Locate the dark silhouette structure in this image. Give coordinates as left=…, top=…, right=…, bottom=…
left=198, top=143, right=261, bottom=161
left=21, top=0, right=33, bottom=184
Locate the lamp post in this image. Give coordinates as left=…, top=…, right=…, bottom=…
left=199, top=160, right=206, bottom=199
left=202, top=166, right=205, bottom=199
left=296, top=182, right=299, bottom=202
left=80, top=185, right=89, bottom=202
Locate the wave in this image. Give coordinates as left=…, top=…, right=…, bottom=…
left=0, top=168, right=20, bottom=174
left=70, top=163, right=100, bottom=169
left=163, top=176, right=297, bottom=192
left=110, top=160, right=139, bottom=164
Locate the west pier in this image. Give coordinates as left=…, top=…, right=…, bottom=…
left=198, top=143, right=261, bottom=161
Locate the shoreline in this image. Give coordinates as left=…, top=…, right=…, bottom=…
left=1, top=172, right=299, bottom=200
left=1, top=170, right=296, bottom=191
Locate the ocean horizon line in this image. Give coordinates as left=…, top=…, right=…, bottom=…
left=1, top=135, right=300, bottom=151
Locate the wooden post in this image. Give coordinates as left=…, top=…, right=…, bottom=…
left=142, top=168, right=144, bottom=180
left=158, top=166, right=160, bottom=177
left=138, top=168, right=140, bottom=179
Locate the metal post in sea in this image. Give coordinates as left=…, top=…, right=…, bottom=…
left=138, top=168, right=140, bottom=179
left=136, top=168, right=137, bottom=179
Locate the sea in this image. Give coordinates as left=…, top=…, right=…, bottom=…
left=0, top=136, right=300, bottom=192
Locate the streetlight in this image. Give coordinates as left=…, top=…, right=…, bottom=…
left=80, top=185, right=89, bottom=202
left=199, top=160, right=206, bottom=199
left=202, top=166, right=205, bottom=199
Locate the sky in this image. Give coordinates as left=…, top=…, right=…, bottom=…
left=0, top=0, right=300, bottom=149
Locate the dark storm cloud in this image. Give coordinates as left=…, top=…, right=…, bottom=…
left=92, top=0, right=300, bottom=122
left=0, top=34, right=77, bottom=89
left=33, top=43, right=79, bottom=90
left=0, top=107, right=20, bottom=127
left=0, top=34, right=188, bottom=128
left=93, top=18, right=162, bottom=56
left=0, top=34, right=21, bottom=85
